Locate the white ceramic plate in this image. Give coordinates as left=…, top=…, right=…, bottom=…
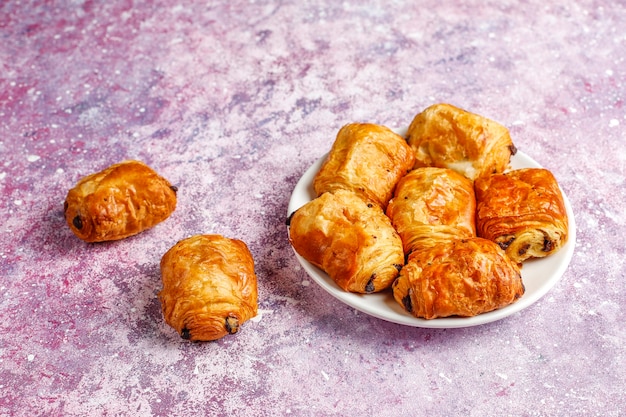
left=287, top=138, right=576, bottom=328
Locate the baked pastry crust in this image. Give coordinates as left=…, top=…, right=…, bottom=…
left=407, top=103, right=515, bottom=181
left=386, top=167, right=476, bottom=254
left=288, top=190, right=404, bottom=293
left=64, top=160, right=177, bottom=242
left=475, top=168, right=569, bottom=263
left=392, top=237, right=524, bottom=319
left=159, top=234, right=258, bottom=342
left=313, top=123, right=415, bottom=208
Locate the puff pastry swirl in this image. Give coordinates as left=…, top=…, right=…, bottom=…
left=475, top=168, right=569, bottom=264
left=386, top=167, right=476, bottom=255
left=313, top=123, right=415, bottom=208
left=288, top=190, right=404, bottom=293
left=64, top=160, right=177, bottom=242
left=392, top=237, right=524, bottom=319
left=407, top=103, right=516, bottom=181
left=159, top=234, right=258, bottom=342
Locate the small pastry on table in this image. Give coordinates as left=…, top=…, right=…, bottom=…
left=64, top=160, right=177, bottom=242
left=159, top=234, right=258, bottom=342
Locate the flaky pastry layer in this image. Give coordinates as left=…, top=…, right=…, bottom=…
left=386, top=167, right=476, bottom=254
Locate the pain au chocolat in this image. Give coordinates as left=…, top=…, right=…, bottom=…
left=475, top=168, right=569, bottom=264
left=313, top=123, right=415, bottom=209
left=386, top=167, right=476, bottom=255
left=392, top=237, right=524, bottom=319
left=159, top=234, right=258, bottom=342
left=406, top=103, right=516, bottom=181
left=64, top=160, right=177, bottom=242
left=288, top=189, right=404, bottom=294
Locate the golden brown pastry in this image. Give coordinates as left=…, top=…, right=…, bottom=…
left=64, top=160, right=177, bottom=242
left=392, top=237, right=524, bottom=319
left=386, top=167, right=476, bottom=254
left=475, top=168, right=569, bottom=264
left=407, top=103, right=516, bottom=181
left=288, top=190, right=404, bottom=293
left=159, top=234, right=258, bottom=342
left=313, top=123, right=415, bottom=208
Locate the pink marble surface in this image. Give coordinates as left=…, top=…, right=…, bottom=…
left=1, top=1, right=625, bottom=416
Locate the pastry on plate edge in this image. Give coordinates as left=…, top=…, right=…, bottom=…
left=313, top=122, right=415, bottom=209
left=288, top=189, right=404, bottom=294
left=407, top=103, right=516, bottom=181
left=392, top=237, right=524, bottom=319
left=474, top=167, right=569, bottom=264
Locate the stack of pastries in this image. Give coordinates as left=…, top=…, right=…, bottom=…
left=289, top=123, right=413, bottom=294
left=288, top=103, right=569, bottom=320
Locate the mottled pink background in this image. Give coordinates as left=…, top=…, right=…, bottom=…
left=1, top=1, right=625, bottom=416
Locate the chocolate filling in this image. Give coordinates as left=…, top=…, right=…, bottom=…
left=543, top=237, right=554, bottom=252
left=225, top=316, right=239, bottom=334
left=497, top=236, right=516, bottom=250
left=365, top=274, right=376, bottom=293
left=402, top=293, right=413, bottom=313
left=181, top=327, right=191, bottom=340
left=518, top=243, right=531, bottom=256
left=72, top=215, right=83, bottom=230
